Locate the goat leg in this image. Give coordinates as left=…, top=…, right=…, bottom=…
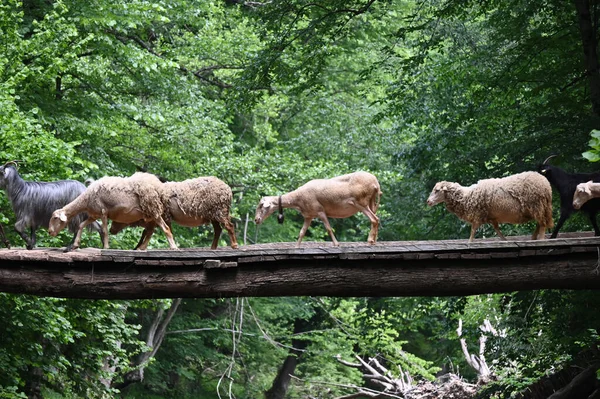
left=14, top=221, right=34, bottom=250
left=587, top=211, right=600, bottom=236
left=550, top=210, right=571, bottom=239
left=0, top=223, right=10, bottom=249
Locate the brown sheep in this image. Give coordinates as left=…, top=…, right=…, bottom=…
left=254, top=171, right=381, bottom=247
left=48, top=173, right=177, bottom=250
left=110, top=176, right=238, bottom=250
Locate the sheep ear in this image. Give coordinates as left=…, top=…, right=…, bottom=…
left=59, top=212, right=67, bottom=222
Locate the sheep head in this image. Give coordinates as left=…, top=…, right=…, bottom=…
left=427, top=182, right=451, bottom=206
left=48, top=209, right=69, bottom=236
left=573, top=181, right=594, bottom=210
left=254, top=196, right=280, bottom=224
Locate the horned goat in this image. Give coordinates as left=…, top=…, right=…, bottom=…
left=572, top=181, right=600, bottom=210
left=427, top=171, right=554, bottom=241
left=110, top=176, right=238, bottom=250
left=48, top=172, right=177, bottom=250
left=254, top=171, right=381, bottom=247
left=0, top=161, right=104, bottom=251
left=538, top=155, right=600, bottom=238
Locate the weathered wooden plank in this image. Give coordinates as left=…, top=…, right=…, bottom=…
left=0, top=234, right=599, bottom=299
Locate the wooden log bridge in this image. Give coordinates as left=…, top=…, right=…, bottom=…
left=0, top=234, right=600, bottom=299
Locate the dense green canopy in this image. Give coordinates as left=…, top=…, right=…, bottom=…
left=1, top=0, right=600, bottom=397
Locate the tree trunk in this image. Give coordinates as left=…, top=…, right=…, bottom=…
left=114, top=298, right=182, bottom=390
left=574, top=0, right=600, bottom=116
left=264, top=318, right=311, bottom=399
left=547, top=364, right=600, bottom=399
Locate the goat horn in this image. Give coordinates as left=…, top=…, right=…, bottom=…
left=3, top=160, right=23, bottom=169
left=542, top=154, right=558, bottom=165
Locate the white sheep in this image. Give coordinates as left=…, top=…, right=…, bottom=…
left=427, top=171, right=554, bottom=241
left=573, top=181, right=600, bottom=210
left=254, top=171, right=381, bottom=247
left=48, top=172, right=177, bottom=250
left=110, top=176, right=239, bottom=250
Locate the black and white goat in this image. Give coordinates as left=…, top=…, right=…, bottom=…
left=0, top=161, right=104, bottom=251
left=538, top=155, right=600, bottom=238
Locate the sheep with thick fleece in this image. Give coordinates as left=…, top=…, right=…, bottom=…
left=572, top=181, right=600, bottom=210
left=48, top=172, right=177, bottom=250
left=254, top=171, right=381, bottom=247
left=110, top=176, right=238, bottom=250
left=427, top=171, right=554, bottom=241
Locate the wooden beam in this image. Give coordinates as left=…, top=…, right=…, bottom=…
left=0, top=236, right=599, bottom=299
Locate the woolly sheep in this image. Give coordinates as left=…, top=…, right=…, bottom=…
left=573, top=181, right=600, bottom=210
left=254, top=171, right=381, bottom=247
left=427, top=171, right=554, bottom=241
left=110, top=176, right=238, bottom=250
left=48, top=172, right=177, bottom=250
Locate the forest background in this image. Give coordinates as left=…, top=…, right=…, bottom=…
left=1, top=0, right=600, bottom=398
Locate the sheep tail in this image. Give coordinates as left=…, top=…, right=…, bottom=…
left=372, top=186, right=382, bottom=214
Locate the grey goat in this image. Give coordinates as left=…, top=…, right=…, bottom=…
left=0, top=161, right=104, bottom=251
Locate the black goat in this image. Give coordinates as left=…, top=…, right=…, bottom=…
left=0, top=162, right=104, bottom=251
left=538, top=155, right=600, bottom=238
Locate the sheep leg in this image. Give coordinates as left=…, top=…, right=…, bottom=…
left=533, top=224, right=547, bottom=240
left=136, top=227, right=155, bottom=250
left=210, top=221, right=222, bottom=250
left=358, top=206, right=379, bottom=244
left=136, top=225, right=156, bottom=250
left=101, top=214, right=111, bottom=249
left=468, top=223, right=481, bottom=242
left=491, top=221, right=507, bottom=240
left=317, top=212, right=339, bottom=247
left=72, top=217, right=98, bottom=250
left=222, top=219, right=238, bottom=249
left=156, top=217, right=178, bottom=250
left=296, top=217, right=312, bottom=247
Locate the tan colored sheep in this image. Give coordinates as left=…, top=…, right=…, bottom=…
left=110, top=176, right=238, bottom=250
left=427, top=171, right=554, bottom=241
left=254, top=171, right=381, bottom=247
left=573, top=181, right=600, bottom=209
left=48, top=172, right=177, bottom=250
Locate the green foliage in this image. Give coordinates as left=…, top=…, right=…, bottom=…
left=583, top=129, right=600, bottom=162
left=1, top=0, right=600, bottom=397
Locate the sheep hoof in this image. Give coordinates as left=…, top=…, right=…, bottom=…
left=231, top=244, right=238, bottom=249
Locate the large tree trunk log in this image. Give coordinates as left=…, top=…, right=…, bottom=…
left=548, top=364, right=600, bottom=399
left=574, top=0, right=600, bottom=116
left=114, top=298, right=182, bottom=390
left=1, top=236, right=600, bottom=299
left=265, top=313, right=321, bottom=399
